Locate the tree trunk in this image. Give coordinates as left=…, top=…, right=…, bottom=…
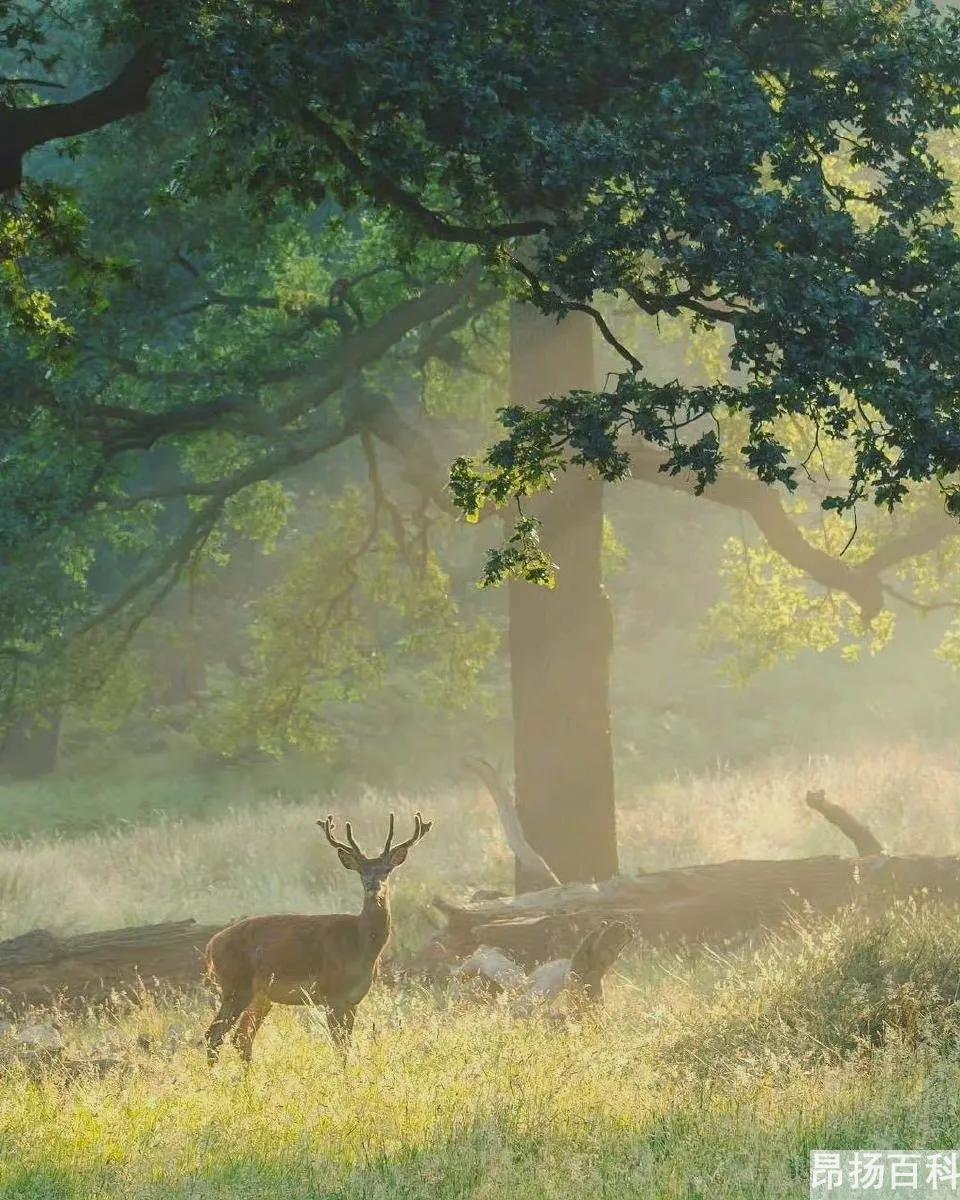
left=508, top=305, right=618, bottom=889
left=0, top=711, right=62, bottom=779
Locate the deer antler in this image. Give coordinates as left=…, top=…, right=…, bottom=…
left=389, top=812, right=432, bottom=855
left=319, top=815, right=364, bottom=857
left=381, top=812, right=396, bottom=856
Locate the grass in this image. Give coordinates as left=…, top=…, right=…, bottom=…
left=0, top=789, right=501, bottom=944
left=0, top=738, right=958, bottom=941
left=3, top=905, right=960, bottom=1198
left=0, top=749, right=322, bottom=842
left=3, top=731, right=958, bottom=855
left=3, top=740, right=960, bottom=1197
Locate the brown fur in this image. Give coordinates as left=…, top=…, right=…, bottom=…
left=203, top=813, right=430, bottom=1062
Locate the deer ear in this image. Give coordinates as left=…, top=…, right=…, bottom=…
left=387, top=844, right=409, bottom=868
left=337, top=848, right=360, bottom=871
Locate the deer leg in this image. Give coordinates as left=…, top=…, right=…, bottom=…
left=231, top=995, right=272, bottom=1064
left=326, top=1004, right=356, bottom=1052
left=205, top=984, right=251, bottom=1064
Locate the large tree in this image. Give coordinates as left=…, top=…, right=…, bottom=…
left=507, top=307, right=617, bottom=887
left=162, top=0, right=960, bottom=882
left=6, top=0, right=960, bottom=881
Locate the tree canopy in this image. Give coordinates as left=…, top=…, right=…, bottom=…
left=5, top=0, right=960, bottom=733
left=143, top=1, right=960, bottom=514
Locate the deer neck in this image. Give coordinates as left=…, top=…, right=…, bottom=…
left=358, top=883, right=391, bottom=955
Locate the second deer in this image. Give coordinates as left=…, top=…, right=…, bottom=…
left=204, top=811, right=431, bottom=1062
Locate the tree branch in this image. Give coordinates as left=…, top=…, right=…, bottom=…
left=300, top=112, right=550, bottom=245
left=464, top=757, right=561, bottom=887
left=76, top=420, right=358, bottom=638
left=861, top=512, right=954, bottom=574
left=272, top=267, right=486, bottom=424
left=882, top=584, right=960, bottom=614
left=84, top=269, right=483, bottom=457
left=629, top=443, right=887, bottom=620
left=1, top=45, right=166, bottom=191
left=628, top=443, right=960, bottom=618
left=353, top=388, right=449, bottom=508
left=505, top=254, right=644, bottom=373
left=805, top=789, right=885, bottom=856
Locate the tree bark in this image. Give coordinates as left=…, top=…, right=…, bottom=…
left=508, top=305, right=618, bottom=889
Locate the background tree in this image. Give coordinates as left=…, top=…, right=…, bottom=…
left=0, top=8, right=507, bottom=778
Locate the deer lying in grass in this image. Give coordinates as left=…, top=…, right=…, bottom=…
left=204, top=812, right=431, bottom=1062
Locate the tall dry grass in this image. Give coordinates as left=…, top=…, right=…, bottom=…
left=619, top=738, right=960, bottom=871
left=3, top=904, right=960, bottom=1198
left=0, top=791, right=502, bottom=942
left=1, top=746, right=960, bottom=1196
left=0, top=740, right=957, bottom=942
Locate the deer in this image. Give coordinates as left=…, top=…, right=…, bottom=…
left=203, top=811, right=432, bottom=1063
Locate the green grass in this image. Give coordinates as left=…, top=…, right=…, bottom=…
left=4, top=743, right=960, bottom=1197
left=0, top=753, right=316, bottom=842
left=3, top=906, right=960, bottom=1198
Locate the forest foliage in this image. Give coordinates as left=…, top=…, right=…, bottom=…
left=6, top=1, right=960, bottom=764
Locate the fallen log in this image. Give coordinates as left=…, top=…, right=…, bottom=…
left=423, top=793, right=960, bottom=968
left=0, top=919, right=222, bottom=1010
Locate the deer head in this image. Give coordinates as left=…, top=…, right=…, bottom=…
left=318, top=812, right=432, bottom=896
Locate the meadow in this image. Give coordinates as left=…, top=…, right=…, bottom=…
left=2, top=741, right=960, bottom=1197
left=1, top=739, right=957, bottom=940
